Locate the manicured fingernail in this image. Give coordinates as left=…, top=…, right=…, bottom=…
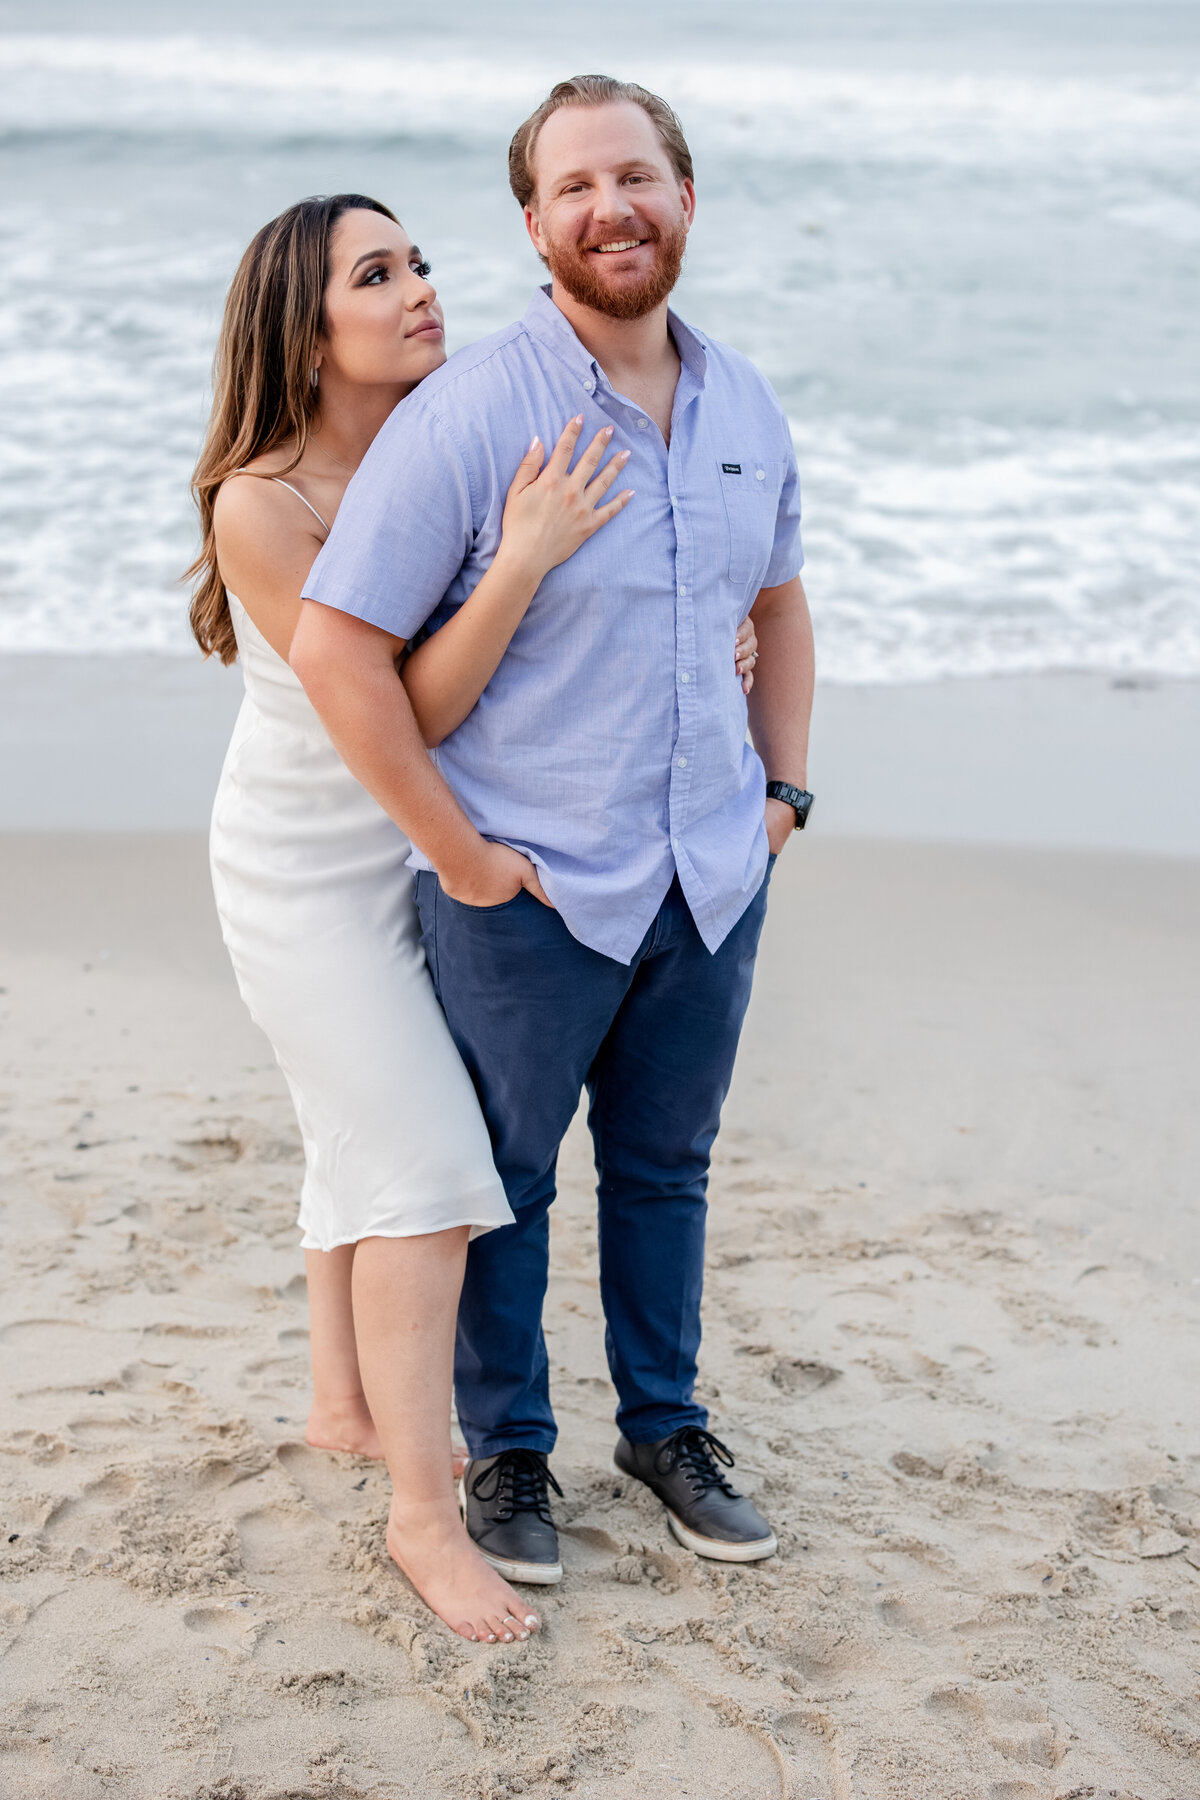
left=529, top=436, right=540, bottom=451
left=575, top=414, right=584, bottom=424
left=617, top=450, right=630, bottom=462
left=603, top=426, right=613, bottom=436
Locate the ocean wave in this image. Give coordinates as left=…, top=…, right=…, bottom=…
left=795, top=418, right=1200, bottom=683
left=1, top=391, right=1196, bottom=683
left=1, top=24, right=1195, bottom=684
left=0, top=33, right=1196, bottom=167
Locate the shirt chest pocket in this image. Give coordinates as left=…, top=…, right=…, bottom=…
left=717, top=457, right=785, bottom=586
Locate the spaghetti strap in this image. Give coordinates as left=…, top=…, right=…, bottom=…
left=232, top=468, right=330, bottom=534
left=267, top=477, right=330, bottom=534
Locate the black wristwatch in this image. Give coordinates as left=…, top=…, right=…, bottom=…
left=765, top=781, right=814, bottom=830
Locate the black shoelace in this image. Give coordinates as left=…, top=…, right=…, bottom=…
left=653, top=1427, right=741, bottom=1499
left=470, top=1449, right=563, bottom=1524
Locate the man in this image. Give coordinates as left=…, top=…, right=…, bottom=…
left=294, top=75, right=815, bottom=1583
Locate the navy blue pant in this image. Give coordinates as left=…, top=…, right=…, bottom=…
left=413, top=868, right=771, bottom=1455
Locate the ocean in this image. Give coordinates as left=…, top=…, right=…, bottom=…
left=1, top=0, right=1197, bottom=682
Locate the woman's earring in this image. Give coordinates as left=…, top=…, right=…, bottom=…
left=310, top=367, right=319, bottom=390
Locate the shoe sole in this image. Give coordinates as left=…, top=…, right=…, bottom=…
left=475, top=1547, right=564, bottom=1584
left=457, top=1475, right=563, bottom=1585
left=666, top=1509, right=777, bottom=1563
left=611, top=1459, right=778, bottom=1564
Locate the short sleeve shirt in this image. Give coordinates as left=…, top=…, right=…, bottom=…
left=303, top=286, right=802, bottom=964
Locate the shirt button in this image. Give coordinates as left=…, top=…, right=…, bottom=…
left=680, top=672, right=691, bottom=684
left=636, top=418, right=650, bottom=430
left=755, top=469, right=766, bottom=480
left=676, top=756, right=688, bottom=769
left=678, top=585, right=688, bottom=596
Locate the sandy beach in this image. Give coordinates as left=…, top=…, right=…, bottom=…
left=3, top=798, right=1199, bottom=1797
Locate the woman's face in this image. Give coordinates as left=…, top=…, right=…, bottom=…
left=317, top=209, right=445, bottom=395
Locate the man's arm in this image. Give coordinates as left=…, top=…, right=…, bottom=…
left=746, top=575, right=815, bottom=855
left=289, top=600, right=551, bottom=907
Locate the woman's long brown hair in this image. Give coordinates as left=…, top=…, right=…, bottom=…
left=187, top=193, right=398, bottom=663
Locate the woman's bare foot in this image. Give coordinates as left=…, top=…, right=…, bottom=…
left=386, top=1497, right=541, bottom=1644
left=305, top=1401, right=385, bottom=1459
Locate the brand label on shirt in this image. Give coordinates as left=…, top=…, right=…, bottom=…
left=721, top=462, right=742, bottom=475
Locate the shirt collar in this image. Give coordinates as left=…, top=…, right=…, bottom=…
left=521, top=284, right=708, bottom=393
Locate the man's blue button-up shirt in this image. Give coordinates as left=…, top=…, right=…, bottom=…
left=304, top=286, right=803, bottom=964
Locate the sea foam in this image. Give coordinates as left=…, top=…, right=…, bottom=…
left=1, top=33, right=1197, bottom=168
left=0, top=23, right=1196, bottom=681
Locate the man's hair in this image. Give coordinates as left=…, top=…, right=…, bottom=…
left=508, top=74, right=694, bottom=210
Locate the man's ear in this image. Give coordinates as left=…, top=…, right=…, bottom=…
left=523, top=205, right=546, bottom=259
left=681, top=180, right=697, bottom=231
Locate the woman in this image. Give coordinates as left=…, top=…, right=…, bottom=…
left=189, top=193, right=758, bottom=1646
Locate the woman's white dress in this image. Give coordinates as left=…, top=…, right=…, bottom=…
left=209, top=592, right=513, bottom=1252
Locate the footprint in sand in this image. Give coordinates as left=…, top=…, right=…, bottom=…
left=275, top=1441, right=379, bottom=1523
left=170, top=1126, right=245, bottom=1169
left=770, top=1356, right=841, bottom=1395
left=557, top=1522, right=624, bottom=1578
left=44, top=1469, right=140, bottom=1556
left=183, top=1602, right=259, bottom=1657
left=239, top=1353, right=306, bottom=1392
left=926, top=1682, right=1068, bottom=1772
left=235, top=1499, right=341, bottom=1594
left=64, top=1411, right=140, bottom=1448
left=769, top=1706, right=840, bottom=1789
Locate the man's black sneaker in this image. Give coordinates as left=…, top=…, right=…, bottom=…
left=614, top=1427, right=777, bottom=1563
left=459, top=1449, right=564, bottom=1584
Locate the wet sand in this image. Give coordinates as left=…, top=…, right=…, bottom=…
left=3, top=655, right=1199, bottom=859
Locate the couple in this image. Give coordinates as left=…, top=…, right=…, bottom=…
left=191, top=74, right=815, bottom=1648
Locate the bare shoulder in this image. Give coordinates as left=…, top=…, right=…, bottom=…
left=215, top=465, right=301, bottom=538
left=213, top=480, right=327, bottom=652
left=214, top=466, right=323, bottom=574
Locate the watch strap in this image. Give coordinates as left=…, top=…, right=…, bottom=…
left=765, top=781, right=814, bottom=829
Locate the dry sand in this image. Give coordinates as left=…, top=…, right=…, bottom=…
left=2, top=832, right=1199, bottom=1800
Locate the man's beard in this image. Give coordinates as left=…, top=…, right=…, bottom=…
left=543, top=217, right=687, bottom=321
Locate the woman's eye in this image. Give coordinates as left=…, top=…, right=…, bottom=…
left=413, top=260, right=432, bottom=278
left=361, top=265, right=387, bottom=285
